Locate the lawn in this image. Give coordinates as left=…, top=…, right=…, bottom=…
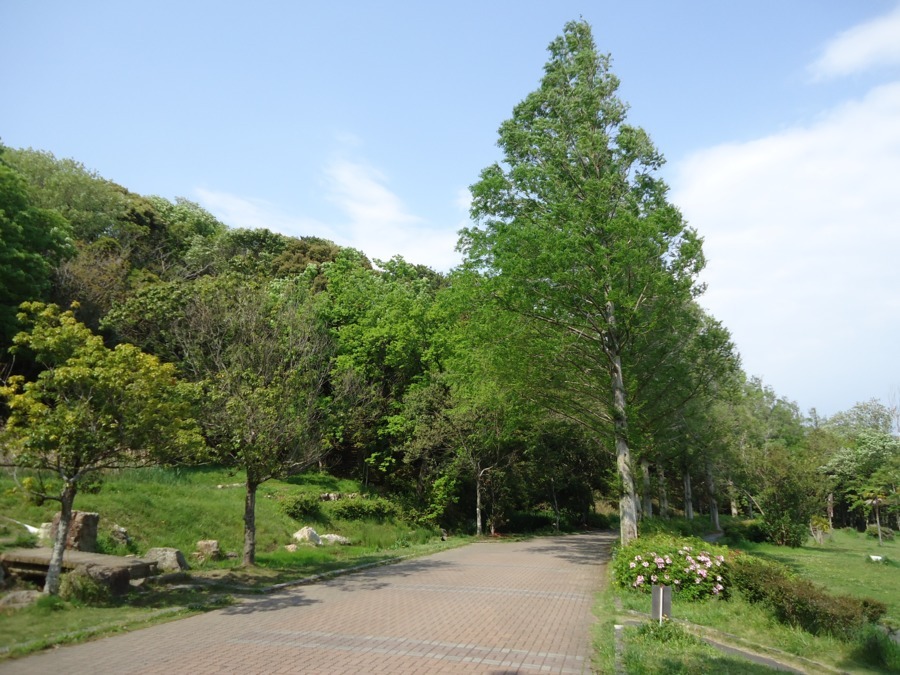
left=606, top=525, right=900, bottom=674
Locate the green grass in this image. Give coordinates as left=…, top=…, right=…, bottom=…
left=607, top=524, right=900, bottom=673
left=0, top=466, right=462, bottom=658
left=733, top=528, right=900, bottom=627
left=620, top=620, right=779, bottom=674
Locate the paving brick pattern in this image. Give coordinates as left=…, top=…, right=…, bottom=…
left=2, top=532, right=615, bottom=674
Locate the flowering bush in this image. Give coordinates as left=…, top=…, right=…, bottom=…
left=611, top=534, right=729, bottom=601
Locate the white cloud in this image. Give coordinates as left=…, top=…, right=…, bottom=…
left=672, top=82, right=900, bottom=414
left=195, top=158, right=462, bottom=272
left=194, top=188, right=337, bottom=240
left=810, top=4, right=900, bottom=80
left=323, top=159, right=461, bottom=269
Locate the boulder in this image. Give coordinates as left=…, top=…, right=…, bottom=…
left=68, top=563, right=131, bottom=596
left=292, top=526, right=321, bottom=546
left=195, top=540, right=225, bottom=561
left=319, top=534, right=351, bottom=546
left=284, top=544, right=298, bottom=553
left=37, top=522, right=53, bottom=546
left=110, top=525, right=132, bottom=548
left=0, top=590, right=41, bottom=609
left=143, top=547, right=190, bottom=572
left=50, top=511, right=99, bottom=552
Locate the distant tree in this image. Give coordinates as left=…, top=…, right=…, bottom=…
left=168, top=274, right=334, bottom=565
left=0, top=158, right=72, bottom=347
left=0, top=303, right=205, bottom=594
left=461, top=21, right=705, bottom=545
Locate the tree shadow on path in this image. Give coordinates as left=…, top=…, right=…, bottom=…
left=524, top=530, right=617, bottom=566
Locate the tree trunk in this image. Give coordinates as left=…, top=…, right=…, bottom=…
left=44, top=482, right=77, bottom=595
left=683, top=471, right=694, bottom=520
left=242, top=480, right=259, bottom=566
left=641, top=459, right=652, bottom=519
left=727, top=479, right=739, bottom=517
left=658, top=464, right=669, bottom=519
left=827, top=492, right=834, bottom=530
left=875, top=501, right=883, bottom=547
left=475, top=464, right=483, bottom=537
left=705, top=462, right=720, bottom=532
left=609, top=344, right=638, bottom=545
left=550, top=477, right=560, bottom=533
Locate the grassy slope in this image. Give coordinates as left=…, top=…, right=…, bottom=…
left=0, top=466, right=456, bottom=658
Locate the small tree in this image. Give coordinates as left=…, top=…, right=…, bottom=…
left=0, top=303, right=205, bottom=594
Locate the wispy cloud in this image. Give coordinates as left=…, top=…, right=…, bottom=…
left=194, top=188, right=337, bottom=240
left=809, top=4, right=900, bottom=80
left=672, top=82, right=900, bottom=413
left=196, top=157, right=462, bottom=271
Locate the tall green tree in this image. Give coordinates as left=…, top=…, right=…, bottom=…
left=0, top=159, right=72, bottom=347
left=461, top=21, right=705, bottom=544
left=0, top=303, right=205, bottom=594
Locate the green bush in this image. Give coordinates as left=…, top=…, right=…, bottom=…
left=722, top=519, right=767, bottom=544
left=59, top=570, right=112, bottom=605
left=329, top=497, right=398, bottom=522
left=279, top=492, right=322, bottom=521
left=853, top=624, right=900, bottom=672
left=611, top=534, right=729, bottom=601
left=866, top=525, right=894, bottom=541
left=729, top=554, right=887, bottom=639
left=761, top=512, right=808, bottom=547
left=639, top=517, right=710, bottom=538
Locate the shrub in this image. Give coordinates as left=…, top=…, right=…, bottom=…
left=721, top=519, right=767, bottom=544
left=611, top=534, right=729, bottom=601
left=639, top=517, right=710, bottom=538
left=729, top=554, right=887, bottom=639
left=761, top=512, right=809, bottom=547
left=866, top=525, right=894, bottom=541
left=279, top=492, right=322, bottom=521
left=59, top=569, right=112, bottom=605
left=329, top=497, right=398, bottom=522
left=853, top=624, right=900, bottom=672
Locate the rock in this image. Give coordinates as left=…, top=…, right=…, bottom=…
left=195, top=540, right=225, bottom=561
left=0, top=590, right=41, bottom=609
left=319, top=492, right=341, bottom=501
left=292, top=526, right=321, bottom=546
left=225, top=551, right=239, bottom=560
left=319, top=534, right=351, bottom=546
left=50, top=511, right=99, bottom=552
left=284, top=544, right=298, bottom=553
left=110, top=525, right=131, bottom=547
left=37, top=522, right=53, bottom=546
left=143, top=547, right=190, bottom=572
left=69, top=563, right=131, bottom=596
left=870, top=555, right=884, bottom=562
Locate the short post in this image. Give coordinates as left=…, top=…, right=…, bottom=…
left=651, top=584, right=672, bottom=626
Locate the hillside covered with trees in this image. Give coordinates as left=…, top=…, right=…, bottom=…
left=2, top=22, right=897, bottom=592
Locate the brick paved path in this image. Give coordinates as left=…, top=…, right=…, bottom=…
left=2, top=531, right=615, bottom=674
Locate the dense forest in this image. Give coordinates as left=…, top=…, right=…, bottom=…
left=2, top=22, right=897, bottom=593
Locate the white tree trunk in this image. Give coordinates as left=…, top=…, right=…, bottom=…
left=683, top=471, right=694, bottom=520
left=641, top=459, right=653, bottom=519
left=610, top=348, right=638, bottom=544
left=658, top=464, right=669, bottom=519
left=705, top=462, right=720, bottom=532
left=45, top=482, right=77, bottom=595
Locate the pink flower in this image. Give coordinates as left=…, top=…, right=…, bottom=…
left=629, top=562, right=636, bottom=568
left=642, top=561, right=649, bottom=568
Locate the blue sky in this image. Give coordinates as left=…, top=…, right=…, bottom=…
left=2, top=1, right=899, bottom=418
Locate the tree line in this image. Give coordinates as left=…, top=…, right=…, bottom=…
left=2, top=20, right=897, bottom=595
